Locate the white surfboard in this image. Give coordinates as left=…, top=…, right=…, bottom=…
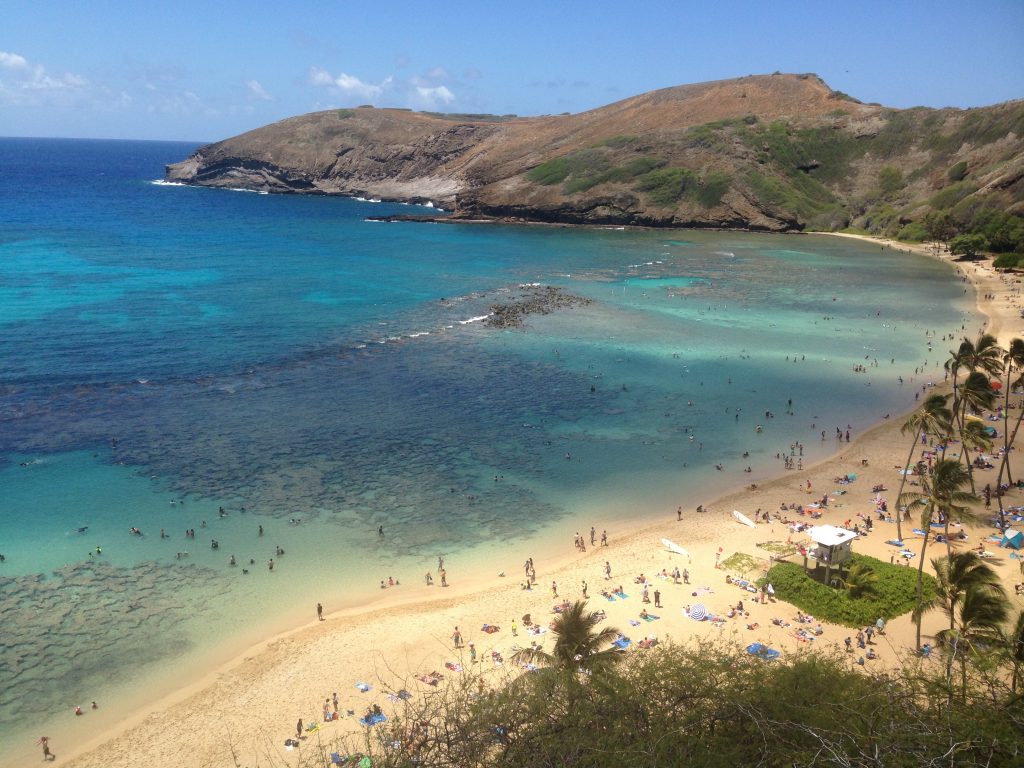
left=732, top=510, right=756, bottom=528
left=661, top=538, right=689, bottom=557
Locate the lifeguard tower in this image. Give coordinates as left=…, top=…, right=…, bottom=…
left=805, top=525, right=857, bottom=586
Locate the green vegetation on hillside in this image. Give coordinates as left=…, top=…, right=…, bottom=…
left=308, top=639, right=1023, bottom=767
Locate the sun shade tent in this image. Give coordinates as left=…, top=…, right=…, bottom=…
left=1001, top=529, right=1023, bottom=549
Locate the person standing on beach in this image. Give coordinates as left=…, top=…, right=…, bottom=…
left=452, top=626, right=463, bottom=648
left=654, top=589, right=661, bottom=608
left=551, top=580, right=558, bottom=598
left=601, top=530, right=608, bottom=546
left=296, top=718, right=303, bottom=738
left=604, top=561, right=612, bottom=580
left=440, top=569, right=448, bottom=587
left=317, top=603, right=324, bottom=621
left=39, top=737, right=53, bottom=761
left=590, top=527, right=596, bottom=546
left=582, top=580, right=588, bottom=598
left=511, top=619, right=518, bottom=637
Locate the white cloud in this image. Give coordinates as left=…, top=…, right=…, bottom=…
left=246, top=79, right=273, bottom=101
left=415, top=85, right=455, bottom=108
left=308, top=67, right=390, bottom=100
left=425, top=66, right=449, bottom=81
left=0, top=52, right=91, bottom=106
left=0, top=51, right=28, bottom=69
left=23, top=67, right=88, bottom=90
left=308, top=67, right=335, bottom=87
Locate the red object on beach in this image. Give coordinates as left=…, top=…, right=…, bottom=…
left=991, top=380, right=1003, bottom=390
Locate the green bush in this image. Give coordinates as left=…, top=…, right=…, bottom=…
left=948, top=161, right=968, bottom=181
left=528, top=149, right=611, bottom=191
left=527, top=157, right=574, bottom=185
left=323, top=639, right=1022, bottom=767
left=929, top=181, right=975, bottom=210
left=993, top=253, right=1024, bottom=269
left=599, top=135, right=637, bottom=149
left=879, top=165, right=904, bottom=195
left=695, top=171, right=731, bottom=208
left=336, top=109, right=355, bottom=119
left=897, top=221, right=928, bottom=242
left=635, top=167, right=696, bottom=206
left=764, top=554, right=934, bottom=627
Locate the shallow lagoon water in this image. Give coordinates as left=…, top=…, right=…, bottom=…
left=0, top=138, right=977, bottom=751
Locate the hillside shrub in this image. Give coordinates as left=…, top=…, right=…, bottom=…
left=599, top=135, right=637, bottom=149
left=528, top=149, right=609, bottom=186
left=879, top=165, right=904, bottom=195
left=695, top=171, right=731, bottom=208
left=635, top=167, right=696, bottom=206
left=764, top=554, right=933, bottom=627
left=948, top=161, right=968, bottom=181
left=929, top=182, right=975, bottom=210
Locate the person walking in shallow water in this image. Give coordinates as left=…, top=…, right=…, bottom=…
left=39, top=736, right=53, bottom=761
left=317, top=602, right=323, bottom=621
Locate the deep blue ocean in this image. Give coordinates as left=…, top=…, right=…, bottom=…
left=0, top=137, right=977, bottom=756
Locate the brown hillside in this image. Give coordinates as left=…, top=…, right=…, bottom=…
left=166, top=73, right=1024, bottom=236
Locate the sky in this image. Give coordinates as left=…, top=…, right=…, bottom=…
left=1, top=0, right=1022, bottom=142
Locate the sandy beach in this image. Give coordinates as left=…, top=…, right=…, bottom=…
left=36, top=236, right=1024, bottom=768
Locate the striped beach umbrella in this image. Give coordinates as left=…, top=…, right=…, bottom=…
left=688, top=604, right=707, bottom=621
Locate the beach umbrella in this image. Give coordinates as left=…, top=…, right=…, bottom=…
left=688, top=604, right=707, bottom=621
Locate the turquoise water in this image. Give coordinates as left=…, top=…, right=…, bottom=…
left=0, top=138, right=976, bottom=752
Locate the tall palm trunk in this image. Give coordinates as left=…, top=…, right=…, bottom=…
left=915, top=523, right=933, bottom=651
left=894, top=425, right=924, bottom=543
left=997, top=388, right=1024, bottom=532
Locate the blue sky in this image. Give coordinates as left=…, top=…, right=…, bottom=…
left=2, top=0, right=1022, bottom=142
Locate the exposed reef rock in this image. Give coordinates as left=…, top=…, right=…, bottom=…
left=484, top=285, right=593, bottom=329
left=167, top=73, right=1024, bottom=234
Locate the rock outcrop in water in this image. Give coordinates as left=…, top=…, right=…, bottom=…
left=485, top=286, right=593, bottom=329
left=166, top=73, right=1024, bottom=237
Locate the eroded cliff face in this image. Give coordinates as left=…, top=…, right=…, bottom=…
left=166, top=73, right=1024, bottom=233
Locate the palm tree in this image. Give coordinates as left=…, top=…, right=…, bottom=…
left=900, top=459, right=978, bottom=650
left=894, top=394, right=951, bottom=542
left=919, top=552, right=1006, bottom=693
left=959, top=417, right=994, bottom=495
left=935, top=580, right=1008, bottom=698
left=511, top=600, right=623, bottom=673
left=944, top=335, right=1001, bottom=462
left=840, top=562, right=879, bottom=599
left=955, top=372, right=997, bottom=491
left=927, top=552, right=1003, bottom=635
left=995, top=338, right=1024, bottom=529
